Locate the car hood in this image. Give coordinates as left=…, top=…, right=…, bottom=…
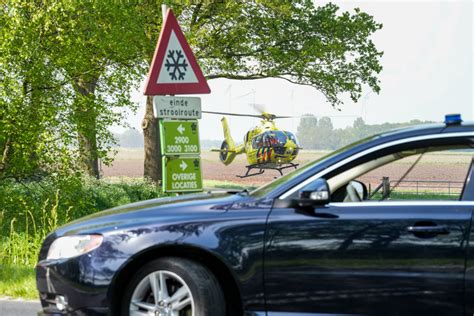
left=53, top=191, right=250, bottom=236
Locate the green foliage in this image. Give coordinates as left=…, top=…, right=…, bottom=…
left=0, top=1, right=75, bottom=178
left=1, top=1, right=382, bottom=179
left=182, top=1, right=383, bottom=105
left=0, top=176, right=162, bottom=266
left=203, top=179, right=254, bottom=191
left=0, top=264, right=37, bottom=299
left=0, top=1, right=145, bottom=178
left=371, top=191, right=458, bottom=201
left=297, top=117, right=434, bottom=150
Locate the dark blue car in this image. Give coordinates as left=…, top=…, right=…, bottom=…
left=36, top=115, right=474, bottom=316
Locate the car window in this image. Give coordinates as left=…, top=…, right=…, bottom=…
left=250, top=134, right=379, bottom=197
left=334, top=147, right=474, bottom=202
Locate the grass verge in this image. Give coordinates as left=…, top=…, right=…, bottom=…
left=0, top=177, right=252, bottom=299
left=0, top=265, right=37, bottom=299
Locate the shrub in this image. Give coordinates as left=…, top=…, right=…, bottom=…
left=0, top=176, right=162, bottom=266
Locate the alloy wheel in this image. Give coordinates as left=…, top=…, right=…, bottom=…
left=129, top=270, right=194, bottom=316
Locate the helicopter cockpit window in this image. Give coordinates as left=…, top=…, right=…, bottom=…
left=252, top=135, right=262, bottom=148
left=252, top=131, right=289, bottom=148
left=264, top=131, right=288, bottom=146
left=285, top=131, right=299, bottom=146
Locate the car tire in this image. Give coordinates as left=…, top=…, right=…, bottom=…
left=121, top=257, right=226, bottom=316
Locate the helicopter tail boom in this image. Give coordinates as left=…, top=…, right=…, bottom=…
left=215, top=117, right=243, bottom=165
left=221, top=117, right=235, bottom=148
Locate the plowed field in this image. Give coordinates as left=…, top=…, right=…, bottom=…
left=102, top=149, right=471, bottom=192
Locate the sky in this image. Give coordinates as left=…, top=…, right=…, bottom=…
left=120, top=0, right=473, bottom=142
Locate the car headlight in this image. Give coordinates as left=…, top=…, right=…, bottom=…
left=47, top=234, right=103, bottom=260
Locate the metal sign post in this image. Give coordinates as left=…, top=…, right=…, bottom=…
left=144, top=7, right=209, bottom=194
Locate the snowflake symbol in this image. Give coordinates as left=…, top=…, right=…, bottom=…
left=165, top=49, right=188, bottom=80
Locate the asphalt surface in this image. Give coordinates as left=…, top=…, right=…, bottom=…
left=0, top=298, right=41, bottom=316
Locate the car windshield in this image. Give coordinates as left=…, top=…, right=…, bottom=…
left=250, top=134, right=378, bottom=197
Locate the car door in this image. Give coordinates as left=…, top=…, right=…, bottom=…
left=264, top=148, right=473, bottom=316
left=463, top=160, right=474, bottom=316
left=265, top=202, right=471, bottom=315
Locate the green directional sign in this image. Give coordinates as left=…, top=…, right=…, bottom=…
left=162, top=156, right=203, bottom=192
left=160, top=120, right=200, bottom=155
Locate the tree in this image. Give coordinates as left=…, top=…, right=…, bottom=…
left=315, top=117, right=334, bottom=149
left=117, top=129, right=144, bottom=148
left=1, top=1, right=383, bottom=183
left=0, top=1, right=74, bottom=178
left=297, top=115, right=319, bottom=149
left=296, top=116, right=436, bottom=150
left=297, top=116, right=335, bottom=150
left=141, top=1, right=383, bottom=182
left=1, top=1, right=146, bottom=179
left=44, top=1, right=146, bottom=178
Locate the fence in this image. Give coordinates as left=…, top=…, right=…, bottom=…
left=369, top=177, right=464, bottom=199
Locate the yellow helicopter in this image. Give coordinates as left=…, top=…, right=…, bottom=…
left=203, top=109, right=301, bottom=178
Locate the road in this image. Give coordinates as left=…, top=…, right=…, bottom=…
left=0, top=298, right=41, bottom=316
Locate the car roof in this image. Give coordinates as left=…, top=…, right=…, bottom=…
left=377, top=121, right=473, bottom=139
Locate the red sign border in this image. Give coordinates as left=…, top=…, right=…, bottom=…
left=144, top=9, right=211, bottom=95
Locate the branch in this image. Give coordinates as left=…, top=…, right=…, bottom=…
left=206, top=72, right=335, bottom=106
left=190, top=2, right=203, bottom=27
left=206, top=73, right=268, bottom=80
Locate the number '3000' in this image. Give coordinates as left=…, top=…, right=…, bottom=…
left=166, top=145, right=182, bottom=153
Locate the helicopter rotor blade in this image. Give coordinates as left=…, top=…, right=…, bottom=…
left=203, top=111, right=359, bottom=120
left=273, top=115, right=294, bottom=119
left=274, top=114, right=361, bottom=119
left=202, top=110, right=263, bottom=118
left=249, top=103, right=267, bottom=114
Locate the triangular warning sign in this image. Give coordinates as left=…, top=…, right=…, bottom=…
left=144, top=9, right=210, bottom=95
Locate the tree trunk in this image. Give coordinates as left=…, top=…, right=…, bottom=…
left=142, top=95, right=162, bottom=183
left=0, top=138, right=11, bottom=179
left=74, top=76, right=100, bottom=179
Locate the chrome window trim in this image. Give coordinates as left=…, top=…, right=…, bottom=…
left=279, top=132, right=474, bottom=199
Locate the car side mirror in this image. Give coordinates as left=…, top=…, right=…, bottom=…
left=296, top=178, right=330, bottom=208
left=346, top=180, right=368, bottom=201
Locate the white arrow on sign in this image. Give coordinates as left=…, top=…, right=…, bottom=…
left=177, top=124, right=185, bottom=135
left=179, top=160, right=188, bottom=171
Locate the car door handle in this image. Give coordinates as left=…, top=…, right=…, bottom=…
left=407, top=225, right=450, bottom=235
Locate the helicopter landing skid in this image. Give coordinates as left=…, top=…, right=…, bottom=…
left=236, top=163, right=299, bottom=178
